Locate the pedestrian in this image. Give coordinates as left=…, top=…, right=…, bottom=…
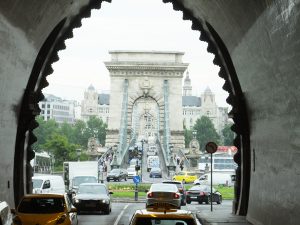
left=180, top=160, right=184, bottom=171
left=176, top=156, right=180, bottom=165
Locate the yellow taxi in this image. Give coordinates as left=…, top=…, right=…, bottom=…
left=172, top=171, right=198, bottom=183
left=11, top=194, right=78, bottom=225
left=129, top=206, right=199, bottom=225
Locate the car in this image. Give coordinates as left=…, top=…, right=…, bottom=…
left=146, top=183, right=181, bottom=209
left=11, top=194, right=78, bottom=225
left=186, top=185, right=222, bottom=204
left=129, top=208, right=199, bottom=225
left=193, top=173, right=234, bottom=186
left=172, top=171, right=198, bottom=184
left=0, top=201, right=13, bottom=225
left=162, top=180, right=186, bottom=206
left=127, top=167, right=137, bottom=179
left=149, top=167, right=162, bottom=178
left=106, top=168, right=128, bottom=182
left=32, top=175, right=65, bottom=194
left=72, top=183, right=113, bottom=214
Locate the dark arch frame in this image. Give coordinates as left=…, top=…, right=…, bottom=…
left=14, top=0, right=250, bottom=214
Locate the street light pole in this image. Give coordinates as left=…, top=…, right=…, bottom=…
left=141, top=140, right=144, bottom=182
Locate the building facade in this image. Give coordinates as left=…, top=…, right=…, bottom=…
left=182, top=72, right=228, bottom=133
left=81, top=85, right=110, bottom=124
left=38, top=94, right=76, bottom=124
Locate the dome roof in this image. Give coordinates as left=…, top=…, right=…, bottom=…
left=88, top=84, right=95, bottom=91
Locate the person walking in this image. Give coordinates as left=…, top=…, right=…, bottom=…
left=180, top=160, right=184, bottom=171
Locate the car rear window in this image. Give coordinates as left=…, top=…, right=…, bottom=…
left=134, top=218, right=196, bottom=225
left=187, top=173, right=196, bottom=176
left=18, top=197, right=64, bottom=214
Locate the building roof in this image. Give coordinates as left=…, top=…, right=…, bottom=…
left=98, top=94, right=110, bottom=105
left=88, top=84, right=95, bottom=91
left=182, top=96, right=201, bottom=107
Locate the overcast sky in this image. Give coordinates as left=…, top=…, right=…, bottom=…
left=44, top=0, right=229, bottom=107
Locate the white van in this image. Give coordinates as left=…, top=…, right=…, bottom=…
left=194, top=172, right=235, bottom=186
left=32, top=175, right=65, bottom=194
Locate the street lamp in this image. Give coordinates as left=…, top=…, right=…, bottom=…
left=140, top=139, right=145, bottom=182
left=76, top=149, right=81, bottom=162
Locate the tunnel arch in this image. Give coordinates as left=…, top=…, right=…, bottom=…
left=14, top=0, right=249, bottom=214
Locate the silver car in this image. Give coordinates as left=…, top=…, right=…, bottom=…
left=146, top=183, right=181, bottom=209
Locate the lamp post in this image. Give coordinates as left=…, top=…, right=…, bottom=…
left=76, top=149, right=81, bottom=162
left=140, top=139, right=145, bottom=182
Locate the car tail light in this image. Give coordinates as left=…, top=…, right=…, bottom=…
left=174, top=193, right=180, bottom=199
left=147, top=192, right=153, bottom=198
left=186, top=191, right=190, bottom=195
left=56, top=214, right=67, bottom=224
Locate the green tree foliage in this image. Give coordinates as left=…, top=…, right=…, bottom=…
left=85, top=116, right=107, bottom=146
left=32, top=116, right=59, bottom=152
left=222, top=122, right=235, bottom=146
left=193, top=116, right=220, bottom=151
left=32, top=116, right=107, bottom=167
left=183, top=125, right=193, bottom=148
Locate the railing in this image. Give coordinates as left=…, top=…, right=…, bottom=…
left=163, top=80, right=170, bottom=165
left=115, top=79, right=129, bottom=166
left=178, top=148, right=191, bottom=170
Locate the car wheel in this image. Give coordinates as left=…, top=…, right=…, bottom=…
left=125, top=177, right=127, bottom=181
left=198, top=201, right=203, bottom=204
left=217, top=196, right=222, bottom=204
left=106, top=178, right=109, bottom=182
left=186, top=199, right=191, bottom=204
left=206, top=196, right=210, bottom=204
left=103, top=206, right=110, bottom=215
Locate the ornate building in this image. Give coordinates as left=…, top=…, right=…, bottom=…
left=81, top=85, right=110, bottom=124
left=182, top=73, right=228, bottom=133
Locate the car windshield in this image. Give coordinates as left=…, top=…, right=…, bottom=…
left=150, top=184, right=177, bottom=192
left=110, top=169, right=120, bottom=174
left=78, top=185, right=107, bottom=195
left=134, top=218, right=196, bottom=225
left=18, top=197, right=65, bottom=214
left=73, top=176, right=97, bottom=186
left=32, top=179, right=43, bottom=189
left=151, top=168, right=160, bottom=172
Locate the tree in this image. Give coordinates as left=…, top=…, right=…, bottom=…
left=85, top=116, right=107, bottom=146
left=32, top=116, right=59, bottom=152
left=222, top=122, right=235, bottom=146
left=193, top=116, right=220, bottom=151
left=183, top=125, right=193, bottom=148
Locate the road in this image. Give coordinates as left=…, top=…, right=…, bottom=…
left=77, top=200, right=232, bottom=225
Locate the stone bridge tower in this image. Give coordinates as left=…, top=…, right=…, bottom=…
left=104, top=50, right=188, bottom=151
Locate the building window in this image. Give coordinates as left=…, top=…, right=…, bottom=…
left=47, top=104, right=50, bottom=108
left=41, top=104, right=45, bottom=108
left=47, top=110, right=50, bottom=114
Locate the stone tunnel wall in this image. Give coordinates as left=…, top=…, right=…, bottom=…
left=0, top=0, right=299, bottom=224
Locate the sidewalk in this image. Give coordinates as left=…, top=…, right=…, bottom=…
left=196, top=210, right=252, bottom=225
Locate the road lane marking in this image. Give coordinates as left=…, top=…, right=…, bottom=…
left=114, top=203, right=130, bottom=225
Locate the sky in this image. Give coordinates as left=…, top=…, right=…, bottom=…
left=44, top=0, right=229, bottom=107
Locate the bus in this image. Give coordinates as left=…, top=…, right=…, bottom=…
left=30, top=151, right=52, bottom=175
left=198, top=152, right=237, bottom=173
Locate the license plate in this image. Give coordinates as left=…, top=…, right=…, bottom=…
left=85, top=202, right=96, bottom=207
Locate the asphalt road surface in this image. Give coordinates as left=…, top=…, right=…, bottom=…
left=77, top=200, right=232, bottom=225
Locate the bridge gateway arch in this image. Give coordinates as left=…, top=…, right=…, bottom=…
left=104, top=50, right=188, bottom=167
left=1, top=1, right=300, bottom=224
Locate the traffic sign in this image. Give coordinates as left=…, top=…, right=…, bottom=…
left=133, top=175, right=141, bottom=184
left=205, top=142, right=218, bottom=154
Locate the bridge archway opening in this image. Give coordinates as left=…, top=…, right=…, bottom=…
left=14, top=0, right=250, bottom=215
